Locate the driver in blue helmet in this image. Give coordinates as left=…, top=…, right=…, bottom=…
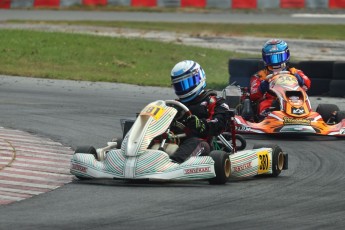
left=250, top=39, right=311, bottom=118
left=169, top=60, right=231, bottom=163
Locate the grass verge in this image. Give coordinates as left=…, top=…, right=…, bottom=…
left=2, top=20, right=343, bottom=88
left=0, top=29, right=254, bottom=89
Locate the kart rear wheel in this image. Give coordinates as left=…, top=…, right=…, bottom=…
left=234, top=134, right=247, bottom=151
left=316, top=104, right=340, bottom=123
left=208, top=150, right=231, bottom=185
left=335, top=110, right=345, bottom=123
left=219, top=132, right=247, bottom=151
left=253, top=144, right=287, bottom=177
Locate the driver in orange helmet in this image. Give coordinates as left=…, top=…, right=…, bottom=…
left=250, top=39, right=311, bottom=118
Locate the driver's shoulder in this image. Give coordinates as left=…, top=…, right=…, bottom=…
left=255, top=69, right=270, bottom=79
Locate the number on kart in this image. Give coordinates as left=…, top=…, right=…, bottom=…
left=257, top=150, right=270, bottom=174
left=276, top=75, right=297, bottom=86
left=141, top=105, right=165, bottom=120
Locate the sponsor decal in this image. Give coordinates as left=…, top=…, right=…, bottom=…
left=221, top=103, right=230, bottom=110
left=340, top=128, right=345, bottom=135
left=283, top=117, right=311, bottom=125
left=233, top=162, right=252, bottom=172
left=72, top=164, right=87, bottom=173
left=236, top=126, right=251, bottom=132
left=291, top=107, right=305, bottom=115
left=184, top=167, right=211, bottom=174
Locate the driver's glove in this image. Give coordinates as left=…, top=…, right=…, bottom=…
left=294, top=73, right=305, bottom=87
left=185, top=115, right=208, bottom=137
left=259, top=80, right=270, bottom=94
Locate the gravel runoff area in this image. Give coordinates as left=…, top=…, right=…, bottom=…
left=0, top=22, right=345, bottom=61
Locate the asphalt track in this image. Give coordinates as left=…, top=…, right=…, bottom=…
left=0, top=10, right=345, bottom=230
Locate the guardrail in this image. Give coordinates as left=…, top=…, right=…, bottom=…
left=228, top=58, right=345, bottom=97
left=1, top=0, right=344, bottom=9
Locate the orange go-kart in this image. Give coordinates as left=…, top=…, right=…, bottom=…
left=223, top=71, right=345, bottom=137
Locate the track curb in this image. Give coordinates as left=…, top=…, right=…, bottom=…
left=0, top=127, right=74, bottom=205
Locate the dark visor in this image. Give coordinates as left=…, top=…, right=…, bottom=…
left=173, top=72, right=202, bottom=93
left=263, top=51, right=290, bottom=65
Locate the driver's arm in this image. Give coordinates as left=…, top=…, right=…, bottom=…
left=206, top=99, right=231, bottom=137
left=289, top=67, right=311, bottom=90
left=250, top=73, right=266, bottom=101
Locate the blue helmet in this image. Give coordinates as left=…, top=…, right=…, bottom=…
left=171, top=60, right=206, bottom=103
left=262, top=39, right=290, bottom=69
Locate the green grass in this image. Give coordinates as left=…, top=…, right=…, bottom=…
left=1, top=20, right=343, bottom=89
left=0, top=29, right=253, bottom=89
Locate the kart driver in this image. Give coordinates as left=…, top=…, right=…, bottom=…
left=250, top=39, right=311, bottom=118
left=169, top=60, right=231, bottom=163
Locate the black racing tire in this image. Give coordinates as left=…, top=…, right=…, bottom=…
left=335, top=110, right=345, bottom=123
left=235, top=134, right=247, bottom=151
left=228, top=58, right=261, bottom=87
left=74, top=145, right=98, bottom=180
left=220, top=132, right=247, bottom=151
left=208, top=150, right=231, bottom=185
left=315, top=104, right=340, bottom=123
left=117, top=138, right=123, bottom=149
left=298, top=61, right=334, bottom=79
left=329, top=80, right=345, bottom=97
left=74, top=145, right=98, bottom=159
left=332, top=62, right=345, bottom=80
left=111, top=137, right=123, bottom=149
left=253, top=144, right=286, bottom=177
left=306, top=78, right=331, bottom=96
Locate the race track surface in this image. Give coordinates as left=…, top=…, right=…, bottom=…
left=0, top=75, right=344, bottom=229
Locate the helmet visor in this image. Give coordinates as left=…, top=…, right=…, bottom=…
left=172, top=72, right=202, bottom=93
left=263, top=51, right=290, bottom=65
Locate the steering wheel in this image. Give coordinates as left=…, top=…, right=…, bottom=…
left=165, top=100, right=192, bottom=120
left=265, top=70, right=291, bottom=81
left=164, top=100, right=192, bottom=137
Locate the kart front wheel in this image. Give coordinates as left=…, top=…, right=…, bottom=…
left=74, top=145, right=98, bottom=159
left=208, top=150, right=231, bottom=185
left=73, top=146, right=98, bottom=180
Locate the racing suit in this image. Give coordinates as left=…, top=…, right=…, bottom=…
left=250, top=67, right=311, bottom=117
left=170, top=89, right=231, bottom=163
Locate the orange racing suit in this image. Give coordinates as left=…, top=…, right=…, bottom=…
left=250, top=67, right=311, bottom=117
